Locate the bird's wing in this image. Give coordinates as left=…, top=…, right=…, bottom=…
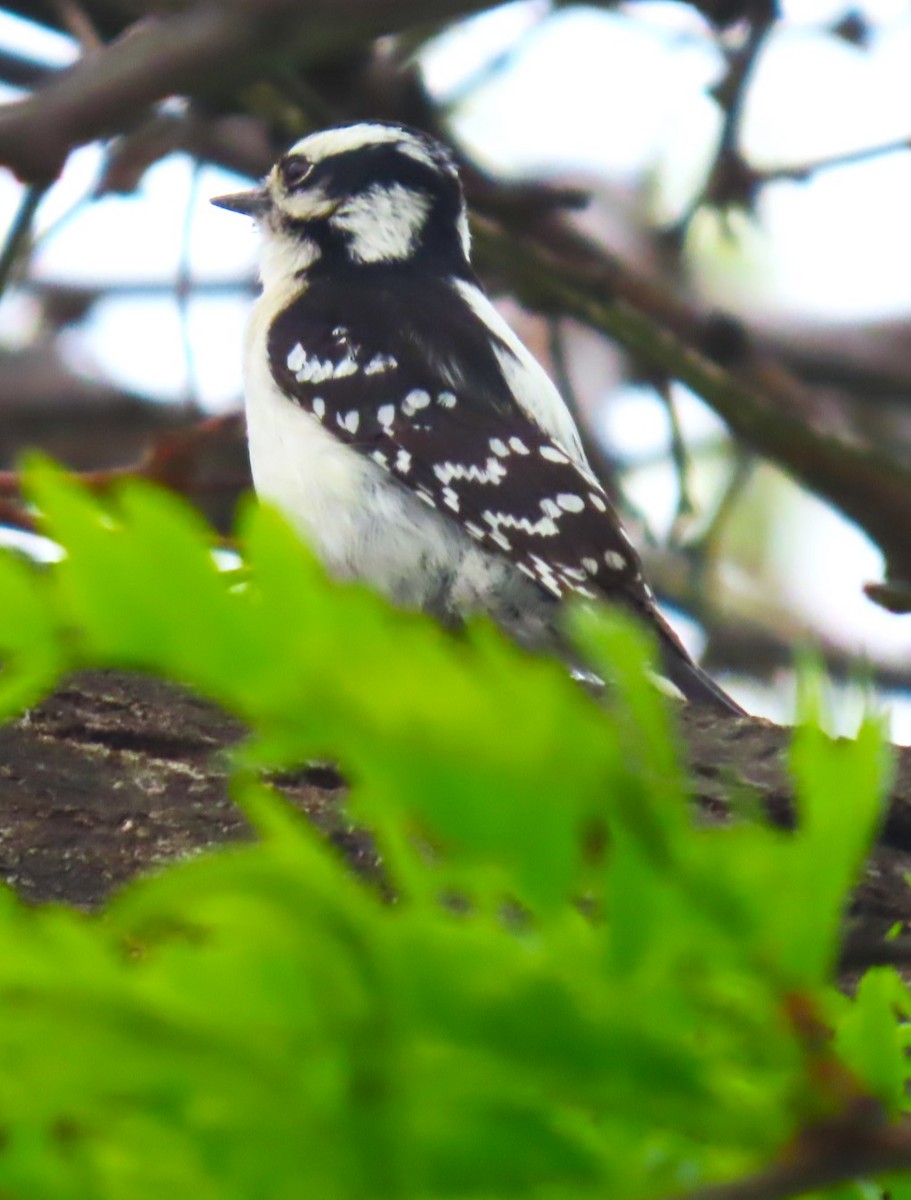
left=266, top=275, right=744, bottom=714
left=267, top=274, right=648, bottom=606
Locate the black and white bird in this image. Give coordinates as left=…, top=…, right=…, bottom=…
left=212, top=121, right=743, bottom=714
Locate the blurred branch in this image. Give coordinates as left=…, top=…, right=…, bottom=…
left=685, top=449, right=753, bottom=561
left=0, top=408, right=249, bottom=534
left=51, top=0, right=104, bottom=49
left=0, top=497, right=36, bottom=534
left=839, top=933, right=911, bottom=973
left=0, top=184, right=47, bottom=297
left=0, top=411, right=245, bottom=493
left=699, top=1, right=774, bottom=216
left=0, top=0, right=493, bottom=183
left=0, top=45, right=55, bottom=88
left=658, top=378, right=695, bottom=530
left=664, top=1117, right=911, bottom=1200
left=758, top=137, right=911, bottom=185
left=474, top=215, right=911, bottom=586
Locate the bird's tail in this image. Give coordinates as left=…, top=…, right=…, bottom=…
left=658, top=629, right=745, bottom=716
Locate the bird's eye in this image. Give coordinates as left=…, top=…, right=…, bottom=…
left=280, top=156, right=313, bottom=189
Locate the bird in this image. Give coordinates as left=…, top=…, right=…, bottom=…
left=211, top=120, right=743, bottom=715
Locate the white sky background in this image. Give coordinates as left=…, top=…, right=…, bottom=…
left=0, top=1, right=910, bottom=735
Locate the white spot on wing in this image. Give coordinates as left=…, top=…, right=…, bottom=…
left=540, top=445, right=569, bottom=464
left=509, top=437, right=529, bottom=454
left=489, top=437, right=508, bottom=457
left=378, top=404, right=395, bottom=428
left=395, top=448, right=412, bottom=473
left=402, top=389, right=430, bottom=416
left=438, top=391, right=457, bottom=408
left=433, top=458, right=507, bottom=486
left=589, top=492, right=607, bottom=512
left=334, top=357, right=358, bottom=378
left=293, top=349, right=357, bottom=385
left=312, top=397, right=325, bottom=420
left=604, top=550, right=627, bottom=570
left=483, top=510, right=558, bottom=537
left=365, top=353, right=398, bottom=375
left=557, top=493, right=584, bottom=512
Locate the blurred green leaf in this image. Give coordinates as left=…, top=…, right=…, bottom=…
left=0, top=465, right=900, bottom=1199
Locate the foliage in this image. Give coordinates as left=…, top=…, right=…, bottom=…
left=0, top=459, right=904, bottom=1200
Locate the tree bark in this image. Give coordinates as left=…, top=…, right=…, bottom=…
left=0, top=671, right=907, bottom=936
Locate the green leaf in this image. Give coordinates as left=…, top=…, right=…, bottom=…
left=785, top=686, right=890, bottom=983
left=0, top=548, right=62, bottom=717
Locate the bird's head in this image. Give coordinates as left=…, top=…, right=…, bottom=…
left=212, top=122, right=471, bottom=288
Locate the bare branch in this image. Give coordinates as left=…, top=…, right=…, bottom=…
left=0, top=0, right=493, bottom=183
left=0, top=184, right=47, bottom=297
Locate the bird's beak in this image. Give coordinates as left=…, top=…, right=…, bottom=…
left=210, top=188, right=270, bottom=217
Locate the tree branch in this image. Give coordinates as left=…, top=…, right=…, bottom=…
left=1, top=671, right=909, bottom=929
left=0, top=0, right=492, bottom=183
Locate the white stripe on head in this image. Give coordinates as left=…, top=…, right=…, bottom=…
left=330, top=183, right=431, bottom=263
left=289, top=123, right=438, bottom=170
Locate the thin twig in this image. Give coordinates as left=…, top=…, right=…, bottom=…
left=688, top=449, right=754, bottom=559
left=0, top=184, right=48, bottom=299
left=52, top=0, right=103, bottom=51
left=760, top=137, right=911, bottom=184
left=713, top=8, right=775, bottom=162
left=679, top=3, right=775, bottom=225
left=177, top=158, right=202, bottom=411
left=658, top=379, right=694, bottom=535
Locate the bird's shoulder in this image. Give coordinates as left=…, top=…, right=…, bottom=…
left=267, top=269, right=515, bottom=414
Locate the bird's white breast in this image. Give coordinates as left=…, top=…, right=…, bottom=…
left=244, top=291, right=366, bottom=561
left=243, top=289, right=487, bottom=610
